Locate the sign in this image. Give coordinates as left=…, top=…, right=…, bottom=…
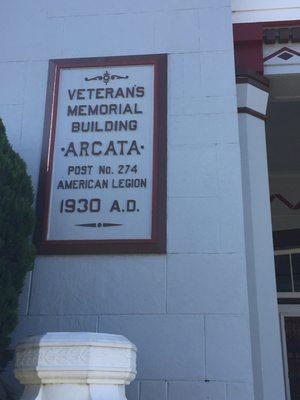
left=36, top=55, right=167, bottom=254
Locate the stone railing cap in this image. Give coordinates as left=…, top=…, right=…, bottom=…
left=16, top=332, right=137, bottom=350
left=14, top=332, right=137, bottom=387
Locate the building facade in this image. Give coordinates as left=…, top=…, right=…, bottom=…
left=1, top=1, right=300, bottom=399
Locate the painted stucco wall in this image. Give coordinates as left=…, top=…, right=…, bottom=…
left=0, top=1, right=253, bottom=399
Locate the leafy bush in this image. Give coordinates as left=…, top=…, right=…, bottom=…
left=0, top=119, right=35, bottom=376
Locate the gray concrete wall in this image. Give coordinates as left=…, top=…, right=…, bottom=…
left=0, top=1, right=254, bottom=399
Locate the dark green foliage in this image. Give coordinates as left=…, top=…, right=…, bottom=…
left=0, top=119, right=35, bottom=373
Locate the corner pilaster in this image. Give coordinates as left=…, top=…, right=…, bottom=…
left=236, top=73, right=286, bottom=400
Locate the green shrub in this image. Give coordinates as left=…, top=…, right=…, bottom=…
left=0, top=119, right=35, bottom=374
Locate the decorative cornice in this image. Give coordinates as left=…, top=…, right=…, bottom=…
left=264, top=27, right=300, bottom=44
left=263, top=46, right=300, bottom=62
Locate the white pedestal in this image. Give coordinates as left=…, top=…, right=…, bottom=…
left=14, top=332, right=137, bottom=400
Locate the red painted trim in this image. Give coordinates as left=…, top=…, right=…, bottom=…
left=44, top=63, right=60, bottom=240
left=234, top=20, right=300, bottom=75
left=271, top=194, right=300, bottom=210
left=233, top=23, right=264, bottom=75
left=236, top=74, right=269, bottom=91
left=35, top=54, right=167, bottom=254
left=263, top=46, right=300, bottom=62
left=237, top=107, right=266, bottom=121
left=263, top=20, right=300, bottom=28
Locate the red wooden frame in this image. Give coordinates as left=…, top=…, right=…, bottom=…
left=35, top=54, right=167, bottom=255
